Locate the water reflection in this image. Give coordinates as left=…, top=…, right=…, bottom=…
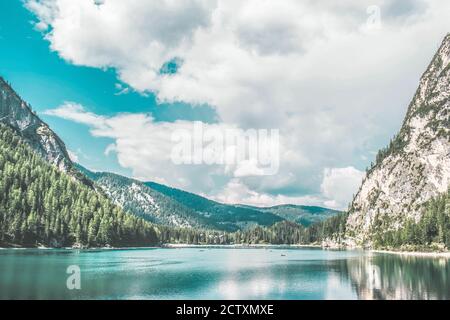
left=0, top=249, right=448, bottom=300
left=340, top=254, right=450, bottom=300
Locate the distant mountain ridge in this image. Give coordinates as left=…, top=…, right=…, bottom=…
left=145, top=181, right=288, bottom=230
left=239, top=204, right=341, bottom=227
left=79, top=166, right=340, bottom=231
left=79, top=165, right=288, bottom=232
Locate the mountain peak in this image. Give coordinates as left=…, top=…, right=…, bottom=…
left=0, top=76, right=74, bottom=173
left=346, top=35, right=450, bottom=245
left=410, top=34, right=450, bottom=114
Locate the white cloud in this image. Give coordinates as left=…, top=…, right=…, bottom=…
left=321, top=167, right=365, bottom=209
left=212, top=166, right=365, bottom=210
left=233, top=160, right=267, bottom=178
left=210, top=178, right=327, bottom=208
left=27, top=0, right=450, bottom=208
left=45, top=103, right=279, bottom=194
left=44, top=103, right=202, bottom=187
left=25, top=0, right=216, bottom=74
left=44, top=102, right=105, bottom=127
left=26, top=0, right=57, bottom=31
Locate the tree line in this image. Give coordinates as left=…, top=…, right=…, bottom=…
left=156, top=213, right=349, bottom=245
left=371, top=190, right=450, bottom=250
left=156, top=192, right=449, bottom=251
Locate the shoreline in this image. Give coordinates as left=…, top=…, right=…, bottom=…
left=371, top=249, right=450, bottom=258
left=0, top=243, right=323, bottom=250
left=1, top=244, right=449, bottom=257
left=161, top=243, right=323, bottom=249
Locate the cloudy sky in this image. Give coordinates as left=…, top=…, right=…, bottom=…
left=1, top=0, right=450, bottom=209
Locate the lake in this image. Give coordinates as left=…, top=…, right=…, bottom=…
left=0, top=247, right=449, bottom=300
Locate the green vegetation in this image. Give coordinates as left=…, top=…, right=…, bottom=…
left=156, top=221, right=308, bottom=245
left=78, top=168, right=218, bottom=230
left=156, top=213, right=349, bottom=246
left=240, top=204, right=341, bottom=227
left=77, top=168, right=285, bottom=232
left=373, top=132, right=407, bottom=169
left=372, top=190, right=450, bottom=251
left=146, top=181, right=283, bottom=231
left=0, top=124, right=158, bottom=248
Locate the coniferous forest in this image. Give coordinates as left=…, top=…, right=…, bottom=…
left=0, top=124, right=158, bottom=247
left=371, top=190, right=450, bottom=250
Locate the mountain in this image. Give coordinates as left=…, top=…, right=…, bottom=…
left=0, top=77, right=72, bottom=172
left=79, top=165, right=284, bottom=232
left=81, top=165, right=342, bottom=232
left=76, top=165, right=219, bottom=229
left=238, top=204, right=341, bottom=227
left=0, top=77, right=91, bottom=185
left=345, top=34, right=450, bottom=246
left=145, top=181, right=285, bottom=230
left=0, top=123, right=158, bottom=247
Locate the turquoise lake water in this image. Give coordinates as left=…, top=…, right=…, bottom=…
left=0, top=247, right=448, bottom=300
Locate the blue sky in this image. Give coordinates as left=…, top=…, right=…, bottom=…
left=0, top=0, right=216, bottom=175
left=2, top=0, right=450, bottom=209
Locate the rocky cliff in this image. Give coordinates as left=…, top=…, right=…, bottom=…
left=346, top=34, right=450, bottom=246
left=0, top=77, right=74, bottom=172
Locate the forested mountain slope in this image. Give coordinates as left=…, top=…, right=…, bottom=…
left=0, top=124, right=158, bottom=247
left=145, top=181, right=283, bottom=231
left=77, top=166, right=220, bottom=230
left=239, top=204, right=341, bottom=227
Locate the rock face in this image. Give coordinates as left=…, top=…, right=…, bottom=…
left=346, top=34, right=450, bottom=245
left=0, top=77, right=73, bottom=172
